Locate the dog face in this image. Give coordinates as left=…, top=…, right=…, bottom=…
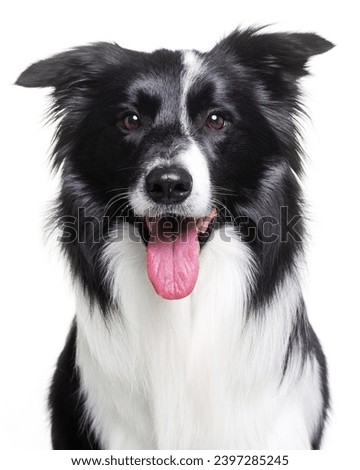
left=16, top=28, right=333, bottom=302
left=16, top=28, right=332, bottom=211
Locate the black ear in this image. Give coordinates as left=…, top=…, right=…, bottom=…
left=15, top=42, right=124, bottom=88
left=216, top=27, right=334, bottom=77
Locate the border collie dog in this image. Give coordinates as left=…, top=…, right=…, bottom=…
left=17, top=27, right=333, bottom=450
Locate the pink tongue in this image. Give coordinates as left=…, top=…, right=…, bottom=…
left=146, top=221, right=200, bottom=300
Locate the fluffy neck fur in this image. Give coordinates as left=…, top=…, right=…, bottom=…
left=74, top=225, right=320, bottom=449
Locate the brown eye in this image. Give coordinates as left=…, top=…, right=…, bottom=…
left=122, top=114, right=141, bottom=131
left=206, top=114, right=225, bottom=130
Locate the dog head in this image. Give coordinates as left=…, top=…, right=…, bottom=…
left=16, top=28, right=333, bottom=302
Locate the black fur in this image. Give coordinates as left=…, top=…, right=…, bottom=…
left=49, top=321, right=100, bottom=449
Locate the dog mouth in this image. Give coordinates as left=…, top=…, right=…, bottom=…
left=143, top=208, right=217, bottom=300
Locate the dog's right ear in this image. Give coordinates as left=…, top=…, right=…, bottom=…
left=15, top=42, right=123, bottom=89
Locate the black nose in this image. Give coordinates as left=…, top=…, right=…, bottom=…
left=145, top=167, right=193, bottom=204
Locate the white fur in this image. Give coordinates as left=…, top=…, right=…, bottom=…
left=174, top=139, right=212, bottom=216
left=180, top=50, right=204, bottom=134
left=75, top=224, right=323, bottom=449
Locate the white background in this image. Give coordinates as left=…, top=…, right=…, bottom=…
left=0, top=0, right=359, bottom=455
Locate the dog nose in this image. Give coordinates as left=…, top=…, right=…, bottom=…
left=145, top=167, right=193, bottom=204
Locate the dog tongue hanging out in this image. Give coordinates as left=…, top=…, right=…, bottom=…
left=146, top=209, right=217, bottom=299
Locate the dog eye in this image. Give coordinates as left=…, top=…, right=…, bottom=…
left=121, top=114, right=141, bottom=131
left=206, top=114, right=225, bottom=130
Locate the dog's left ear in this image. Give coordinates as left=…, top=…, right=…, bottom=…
left=15, top=42, right=124, bottom=89
left=215, top=27, right=334, bottom=78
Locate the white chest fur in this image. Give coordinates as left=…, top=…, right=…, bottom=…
left=75, top=226, right=322, bottom=449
